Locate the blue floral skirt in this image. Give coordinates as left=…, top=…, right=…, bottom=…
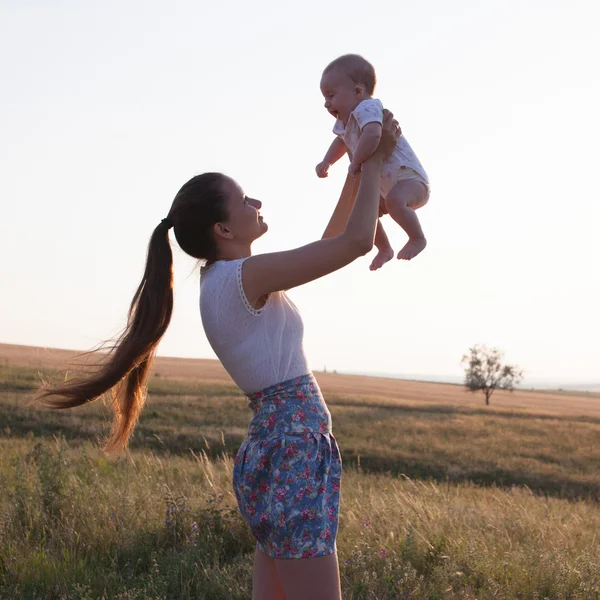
left=232, top=373, right=342, bottom=559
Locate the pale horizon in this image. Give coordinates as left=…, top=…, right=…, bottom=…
left=1, top=0, right=598, bottom=386
left=1, top=341, right=597, bottom=393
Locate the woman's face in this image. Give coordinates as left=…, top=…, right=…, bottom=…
left=219, top=176, right=268, bottom=245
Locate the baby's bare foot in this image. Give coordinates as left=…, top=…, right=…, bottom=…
left=370, top=247, right=395, bottom=271
left=397, top=237, right=427, bottom=261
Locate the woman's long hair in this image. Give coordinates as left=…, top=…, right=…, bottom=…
left=36, top=172, right=228, bottom=454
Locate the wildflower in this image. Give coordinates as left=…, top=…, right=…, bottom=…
left=362, top=519, right=371, bottom=527
left=191, top=521, right=199, bottom=546
left=380, top=549, right=387, bottom=557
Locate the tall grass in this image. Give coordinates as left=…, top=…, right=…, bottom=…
left=2, top=364, right=600, bottom=598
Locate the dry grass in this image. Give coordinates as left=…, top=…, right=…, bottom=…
left=2, top=436, right=600, bottom=599
left=2, top=344, right=600, bottom=598
left=2, top=342, right=599, bottom=416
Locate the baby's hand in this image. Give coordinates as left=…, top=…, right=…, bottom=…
left=348, top=161, right=361, bottom=176
left=316, top=161, right=330, bottom=178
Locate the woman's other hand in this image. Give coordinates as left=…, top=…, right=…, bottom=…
left=374, top=109, right=401, bottom=159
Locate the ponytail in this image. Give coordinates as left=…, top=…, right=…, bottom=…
left=36, top=219, right=174, bottom=454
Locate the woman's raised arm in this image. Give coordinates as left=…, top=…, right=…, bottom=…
left=321, top=172, right=359, bottom=240
left=241, top=111, right=400, bottom=308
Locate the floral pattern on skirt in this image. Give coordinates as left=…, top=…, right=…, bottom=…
left=232, top=373, right=342, bottom=559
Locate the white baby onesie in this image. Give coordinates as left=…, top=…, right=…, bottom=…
left=332, top=98, right=429, bottom=197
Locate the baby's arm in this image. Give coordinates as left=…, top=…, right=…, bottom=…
left=316, top=137, right=348, bottom=178
left=349, top=123, right=382, bottom=175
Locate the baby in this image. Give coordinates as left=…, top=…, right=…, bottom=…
left=316, top=54, right=430, bottom=268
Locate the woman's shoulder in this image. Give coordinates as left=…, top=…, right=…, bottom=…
left=200, top=259, right=239, bottom=297
left=201, top=258, right=269, bottom=317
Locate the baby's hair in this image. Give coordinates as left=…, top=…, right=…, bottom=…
left=323, top=54, right=377, bottom=95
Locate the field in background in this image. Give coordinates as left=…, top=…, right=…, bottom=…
left=2, top=343, right=600, bottom=599
left=2, top=342, right=599, bottom=417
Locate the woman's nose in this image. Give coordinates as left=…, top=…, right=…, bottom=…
left=249, top=197, right=262, bottom=209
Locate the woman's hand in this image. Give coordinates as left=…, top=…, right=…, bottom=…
left=348, top=161, right=361, bottom=176
left=373, top=109, right=401, bottom=160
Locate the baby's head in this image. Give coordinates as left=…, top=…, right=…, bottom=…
left=320, top=54, right=377, bottom=124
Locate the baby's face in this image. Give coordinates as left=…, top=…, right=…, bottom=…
left=320, top=68, right=364, bottom=125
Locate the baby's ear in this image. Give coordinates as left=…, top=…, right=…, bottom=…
left=354, top=85, right=364, bottom=96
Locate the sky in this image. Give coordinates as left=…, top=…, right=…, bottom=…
left=1, top=0, right=598, bottom=385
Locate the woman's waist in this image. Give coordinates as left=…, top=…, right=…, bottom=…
left=245, top=373, right=332, bottom=437
left=223, top=357, right=311, bottom=396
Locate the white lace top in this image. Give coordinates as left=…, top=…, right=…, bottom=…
left=333, top=98, right=430, bottom=194
left=199, top=258, right=311, bottom=394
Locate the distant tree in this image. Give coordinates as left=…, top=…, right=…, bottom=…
left=461, top=345, right=523, bottom=405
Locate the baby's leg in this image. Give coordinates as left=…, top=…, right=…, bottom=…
left=370, top=219, right=394, bottom=271
left=385, top=180, right=429, bottom=260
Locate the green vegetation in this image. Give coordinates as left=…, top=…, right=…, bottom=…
left=2, top=364, right=600, bottom=599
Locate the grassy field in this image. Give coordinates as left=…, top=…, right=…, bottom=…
left=1, top=344, right=600, bottom=599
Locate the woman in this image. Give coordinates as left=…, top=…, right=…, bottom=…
left=39, top=112, right=400, bottom=599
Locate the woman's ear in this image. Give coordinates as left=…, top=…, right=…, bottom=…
left=213, top=222, right=233, bottom=240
